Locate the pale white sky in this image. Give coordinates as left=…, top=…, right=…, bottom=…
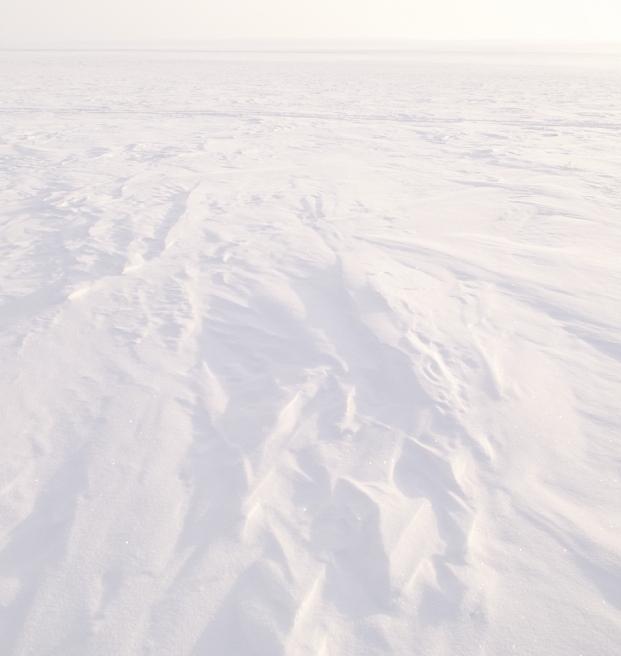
left=0, top=0, right=620, bottom=45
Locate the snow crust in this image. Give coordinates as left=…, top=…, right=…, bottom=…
left=1, top=47, right=620, bottom=655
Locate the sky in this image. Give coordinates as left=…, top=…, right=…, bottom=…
left=0, top=0, right=620, bottom=45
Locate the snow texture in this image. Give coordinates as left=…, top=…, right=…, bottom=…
left=0, top=46, right=620, bottom=655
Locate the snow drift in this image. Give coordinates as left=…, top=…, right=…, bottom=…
left=0, top=45, right=620, bottom=655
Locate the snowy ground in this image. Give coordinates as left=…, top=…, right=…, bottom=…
left=0, top=45, right=620, bottom=655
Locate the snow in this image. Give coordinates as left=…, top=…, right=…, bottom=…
left=0, top=45, right=620, bottom=655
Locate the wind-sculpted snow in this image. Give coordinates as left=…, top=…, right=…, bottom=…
left=0, top=48, right=620, bottom=655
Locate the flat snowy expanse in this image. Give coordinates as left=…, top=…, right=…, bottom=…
left=1, top=46, right=620, bottom=655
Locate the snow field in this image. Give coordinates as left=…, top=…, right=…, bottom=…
left=0, top=47, right=620, bottom=655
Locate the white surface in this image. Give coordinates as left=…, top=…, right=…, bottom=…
left=0, top=47, right=620, bottom=655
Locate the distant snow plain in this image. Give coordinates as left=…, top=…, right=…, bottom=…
left=0, top=44, right=620, bottom=656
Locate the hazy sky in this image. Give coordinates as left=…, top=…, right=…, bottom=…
left=1, top=0, right=620, bottom=44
